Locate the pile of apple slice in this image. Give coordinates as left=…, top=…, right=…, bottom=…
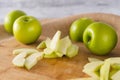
left=70, top=57, right=120, bottom=80
left=12, top=31, right=79, bottom=70
left=37, top=30, right=79, bottom=58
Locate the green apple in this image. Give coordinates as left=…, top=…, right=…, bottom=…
left=4, top=10, right=26, bottom=34
left=83, top=61, right=103, bottom=79
left=25, top=52, right=44, bottom=70
left=12, top=52, right=27, bottom=67
left=13, top=15, right=42, bottom=44
left=69, top=18, right=94, bottom=42
left=83, top=22, right=118, bottom=55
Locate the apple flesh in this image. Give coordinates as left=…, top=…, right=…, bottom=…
left=4, top=10, right=26, bottom=34
left=50, top=31, right=61, bottom=50
left=43, top=48, right=58, bottom=58
left=66, top=44, right=79, bottom=58
left=13, top=48, right=39, bottom=55
left=37, top=30, right=79, bottom=58
left=56, top=36, right=72, bottom=56
left=69, top=18, right=94, bottom=42
left=100, top=59, right=110, bottom=80
left=83, top=57, right=120, bottom=80
left=25, top=52, right=44, bottom=70
left=12, top=52, right=27, bottom=67
left=37, top=41, right=46, bottom=49
left=111, top=70, right=120, bottom=80
left=83, top=22, right=118, bottom=55
left=88, top=57, right=102, bottom=62
left=83, top=61, right=103, bottom=79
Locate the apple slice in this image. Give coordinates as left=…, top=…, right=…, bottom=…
left=66, top=44, right=79, bottom=58
left=88, top=57, right=102, bottom=62
left=43, top=48, right=58, bottom=58
left=83, top=61, right=103, bottom=79
left=37, top=41, right=46, bottom=49
left=68, top=77, right=98, bottom=80
left=13, top=48, right=39, bottom=55
left=107, top=57, right=120, bottom=64
left=25, top=52, right=44, bottom=70
left=100, top=59, right=110, bottom=80
left=45, top=37, right=51, bottom=48
left=50, top=31, right=61, bottom=50
left=111, top=70, right=120, bottom=80
left=56, top=36, right=72, bottom=55
left=12, top=52, right=27, bottom=67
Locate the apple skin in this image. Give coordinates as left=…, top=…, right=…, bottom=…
left=69, top=18, right=94, bottom=42
left=13, top=16, right=42, bottom=44
left=83, top=22, right=118, bottom=55
left=4, top=10, right=26, bottom=34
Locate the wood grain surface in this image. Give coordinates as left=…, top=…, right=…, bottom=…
left=0, top=13, right=120, bottom=80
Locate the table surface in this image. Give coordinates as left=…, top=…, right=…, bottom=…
left=0, top=0, right=119, bottom=24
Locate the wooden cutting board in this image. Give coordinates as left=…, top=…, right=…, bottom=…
left=0, top=13, right=120, bottom=80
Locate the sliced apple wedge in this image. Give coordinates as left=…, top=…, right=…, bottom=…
left=56, top=36, right=72, bottom=55
left=37, top=41, right=46, bottom=49
left=100, top=59, right=110, bottom=80
left=45, top=37, right=51, bottom=48
left=13, top=48, right=39, bottom=55
left=12, top=52, right=27, bottom=67
left=107, top=57, right=120, bottom=64
left=43, top=48, right=58, bottom=58
left=83, top=61, right=103, bottom=79
left=50, top=30, right=61, bottom=50
left=25, top=52, right=44, bottom=70
left=66, top=44, right=79, bottom=58
left=111, top=70, right=120, bottom=80
left=88, top=57, right=102, bottom=62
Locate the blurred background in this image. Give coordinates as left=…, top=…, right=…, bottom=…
left=0, top=0, right=119, bottom=24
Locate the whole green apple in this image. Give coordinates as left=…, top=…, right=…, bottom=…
left=13, top=16, right=42, bottom=44
left=4, top=10, right=26, bottom=34
left=83, top=22, right=118, bottom=55
left=69, top=18, right=94, bottom=42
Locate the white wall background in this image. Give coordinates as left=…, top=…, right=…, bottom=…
left=0, top=0, right=119, bottom=23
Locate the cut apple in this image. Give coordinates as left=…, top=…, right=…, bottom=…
left=66, top=44, right=79, bottom=58
left=25, top=52, right=44, bottom=70
left=37, top=41, right=46, bottom=49
left=88, top=57, right=102, bottom=62
left=36, top=30, right=79, bottom=58
left=83, top=61, right=103, bottom=79
left=43, top=48, right=58, bottom=58
left=12, top=52, right=27, bottom=67
left=107, top=57, right=120, bottom=64
left=50, top=30, right=61, bottom=50
left=56, top=36, right=72, bottom=55
left=100, top=59, right=110, bottom=80
left=45, top=37, right=51, bottom=48
left=111, top=70, right=120, bottom=80
left=13, top=48, right=39, bottom=55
